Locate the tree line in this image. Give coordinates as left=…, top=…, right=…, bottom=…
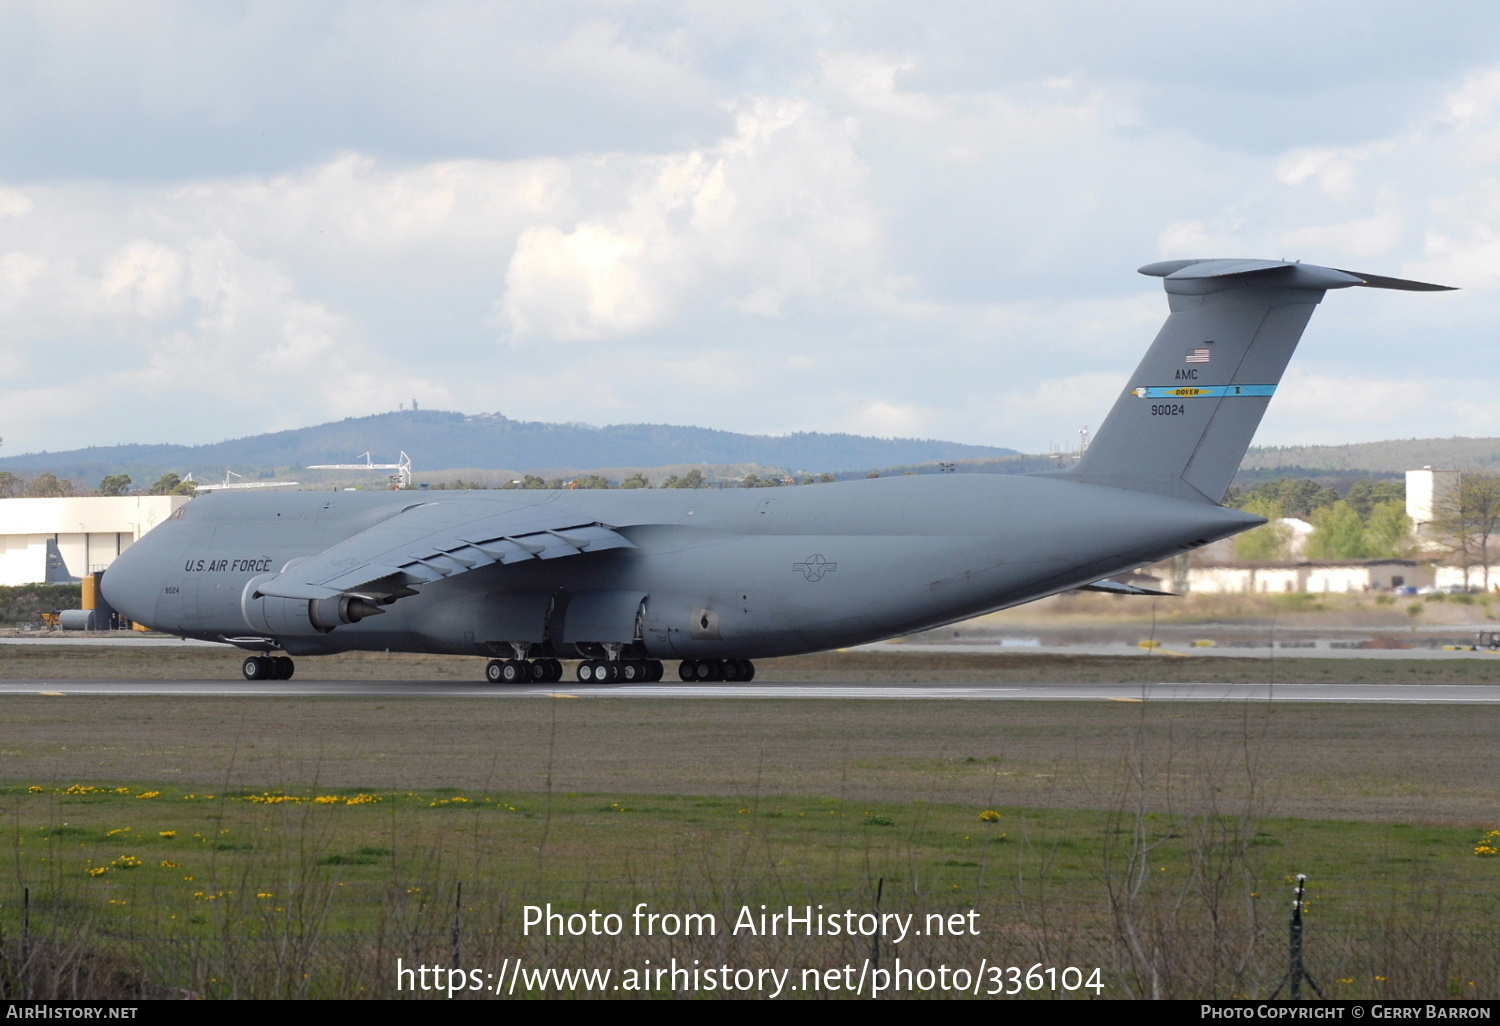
left=0, top=471, right=197, bottom=498
left=428, top=470, right=846, bottom=490
left=1224, top=477, right=1411, bottom=561
left=1225, top=473, right=1500, bottom=588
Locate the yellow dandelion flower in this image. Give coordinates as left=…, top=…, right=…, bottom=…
left=86, top=866, right=108, bottom=877
left=979, top=810, right=1002, bottom=823
left=160, top=860, right=179, bottom=868
left=27, top=785, right=45, bottom=793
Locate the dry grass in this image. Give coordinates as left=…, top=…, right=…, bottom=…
left=3, top=646, right=1499, bottom=998
left=0, top=694, right=1496, bottom=824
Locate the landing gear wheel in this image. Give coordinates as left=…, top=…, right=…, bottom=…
left=485, top=659, right=505, bottom=683
left=678, top=660, right=695, bottom=681
left=692, top=660, right=721, bottom=682
left=620, top=660, right=644, bottom=682
left=738, top=659, right=755, bottom=682
left=647, top=660, right=664, bottom=682
left=722, top=658, right=745, bottom=681
left=242, top=656, right=270, bottom=681
left=597, top=661, right=621, bottom=683
left=500, top=659, right=531, bottom=684
left=274, top=656, right=295, bottom=680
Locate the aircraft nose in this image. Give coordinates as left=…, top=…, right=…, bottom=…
left=100, top=542, right=158, bottom=627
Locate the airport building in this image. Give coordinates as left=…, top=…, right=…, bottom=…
left=0, top=496, right=190, bottom=586
left=1185, top=559, right=1431, bottom=595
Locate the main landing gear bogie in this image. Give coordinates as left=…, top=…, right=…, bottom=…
left=575, top=659, right=664, bottom=683
left=484, top=658, right=564, bottom=684
left=242, top=656, right=294, bottom=681
left=677, top=659, right=755, bottom=682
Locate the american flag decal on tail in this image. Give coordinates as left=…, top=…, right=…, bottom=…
left=1186, top=347, right=1211, bottom=363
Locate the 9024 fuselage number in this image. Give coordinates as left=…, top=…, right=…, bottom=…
left=1150, top=404, right=1185, bottom=416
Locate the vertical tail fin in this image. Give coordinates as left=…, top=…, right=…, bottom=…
left=1071, top=259, right=1453, bottom=504
left=45, top=538, right=79, bottom=584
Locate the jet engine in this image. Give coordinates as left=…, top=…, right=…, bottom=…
left=241, top=575, right=386, bottom=636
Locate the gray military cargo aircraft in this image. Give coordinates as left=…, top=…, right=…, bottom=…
left=101, top=259, right=1453, bottom=684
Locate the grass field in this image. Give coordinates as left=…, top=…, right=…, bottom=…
left=2, top=646, right=1499, bottom=1000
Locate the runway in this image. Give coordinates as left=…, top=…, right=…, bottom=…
left=5, top=679, right=1500, bottom=702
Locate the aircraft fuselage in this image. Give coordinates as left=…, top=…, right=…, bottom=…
left=102, top=474, right=1256, bottom=661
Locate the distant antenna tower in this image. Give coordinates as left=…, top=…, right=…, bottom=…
left=308, top=451, right=414, bottom=489
left=1078, top=425, right=1090, bottom=458
left=190, top=470, right=300, bottom=492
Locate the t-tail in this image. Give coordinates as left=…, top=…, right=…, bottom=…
left=1071, top=259, right=1454, bottom=504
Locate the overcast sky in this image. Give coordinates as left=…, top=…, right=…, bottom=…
left=2, top=0, right=1499, bottom=458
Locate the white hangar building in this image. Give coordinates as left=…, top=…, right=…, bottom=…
left=0, top=496, right=190, bottom=586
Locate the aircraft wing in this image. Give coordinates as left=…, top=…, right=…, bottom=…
left=250, top=499, right=634, bottom=601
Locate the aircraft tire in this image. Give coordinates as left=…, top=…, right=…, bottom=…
left=739, top=660, right=755, bottom=682
left=678, top=660, right=695, bottom=681
left=500, top=659, right=530, bottom=684
left=536, top=659, right=559, bottom=683
left=647, top=660, right=664, bottom=682
left=601, top=661, right=621, bottom=683
left=275, top=657, right=295, bottom=681
left=576, top=662, right=594, bottom=682
left=721, top=659, right=743, bottom=681
left=620, top=660, right=643, bottom=682
left=692, top=660, right=719, bottom=682
left=485, top=659, right=505, bottom=683
left=242, top=657, right=268, bottom=681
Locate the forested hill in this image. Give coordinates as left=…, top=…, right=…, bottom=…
left=0, top=410, right=1017, bottom=483
left=1242, top=437, right=1500, bottom=476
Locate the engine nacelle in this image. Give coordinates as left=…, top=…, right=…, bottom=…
left=241, top=575, right=385, bottom=636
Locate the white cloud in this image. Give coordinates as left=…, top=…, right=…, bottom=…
left=843, top=400, right=928, bottom=439
left=502, top=223, right=658, bottom=342
left=102, top=240, right=184, bottom=319
left=1278, top=192, right=1405, bottom=261
left=1, top=8, right=1500, bottom=459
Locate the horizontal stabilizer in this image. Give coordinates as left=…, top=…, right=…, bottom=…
left=1138, top=258, right=1454, bottom=294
